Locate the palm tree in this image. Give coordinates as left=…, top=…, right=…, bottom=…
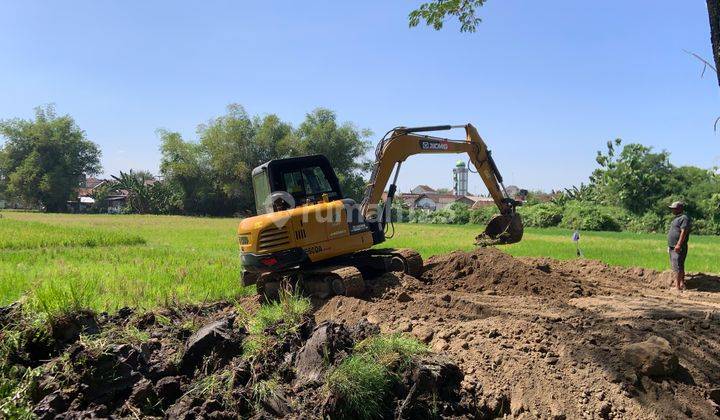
left=111, top=171, right=153, bottom=214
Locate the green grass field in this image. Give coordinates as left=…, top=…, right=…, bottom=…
left=1, top=212, right=718, bottom=313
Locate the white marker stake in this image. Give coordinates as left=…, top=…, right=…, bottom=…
left=572, top=230, right=583, bottom=257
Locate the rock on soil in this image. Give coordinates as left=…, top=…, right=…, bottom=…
left=180, top=315, right=244, bottom=372
left=294, top=321, right=352, bottom=385
left=622, top=335, right=679, bottom=378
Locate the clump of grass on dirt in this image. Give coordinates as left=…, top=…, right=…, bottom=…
left=355, top=333, right=428, bottom=369
left=326, top=334, right=427, bottom=420
left=243, top=288, right=311, bottom=357
left=0, top=309, right=49, bottom=419
left=0, top=364, right=40, bottom=420
left=252, top=377, right=279, bottom=406
left=326, top=354, right=389, bottom=420
left=191, top=369, right=236, bottom=400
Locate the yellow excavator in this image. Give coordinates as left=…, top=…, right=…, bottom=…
left=237, top=124, right=523, bottom=298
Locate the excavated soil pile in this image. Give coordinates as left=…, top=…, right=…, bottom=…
left=317, top=248, right=720, bottom=419
left=421, top=248, right=590, bottom=299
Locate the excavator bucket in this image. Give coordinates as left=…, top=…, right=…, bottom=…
left=475, top=213, right=524, bottom=246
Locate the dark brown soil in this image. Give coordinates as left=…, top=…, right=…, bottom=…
left=3, top=297, right=470, bottom=419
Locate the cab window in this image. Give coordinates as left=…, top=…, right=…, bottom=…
left=302, top=166, right=333, bottom=195
left=252, top=171, right=271, bottom=214
left=280, top=165, right=337, bottom=201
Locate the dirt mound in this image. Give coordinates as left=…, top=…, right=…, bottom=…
left=522, top=257, right=672, bottom=292
left=317, top=249, right=720, bottom=419
left=422, top=248, right=588, bottom=300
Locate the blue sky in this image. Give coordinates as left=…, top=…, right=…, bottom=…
left=0, top=0, right=717, bottom=194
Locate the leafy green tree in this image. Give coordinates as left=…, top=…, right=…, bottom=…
left=198, top=104, right=296, bottom=213
left=665, top=166, right=720, bottom=219
left=296, top=108, right=371, bottom=201
left=112, top=171, right=154, bottom=214
left=158, top=105, right=370, bottom=215
left=590, top=139, right=673, bottom=215
left=158, top=129, right=220, bottom=215
left=159, top=105, right=298, bottom=215
left=409, top=0, right=486, bottom=32
left=0, top=105, right=101, bottom=211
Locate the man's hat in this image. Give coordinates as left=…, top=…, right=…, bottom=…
left=668, top=201, right=685, bottom=209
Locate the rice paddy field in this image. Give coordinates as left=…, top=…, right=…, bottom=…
left=2, top=211, right=719, bottom=313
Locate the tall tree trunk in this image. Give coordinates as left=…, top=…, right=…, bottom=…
left=707, top=0, right=720, bottom=86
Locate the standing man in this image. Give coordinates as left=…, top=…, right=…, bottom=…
left=667, top=201, right=691, bottom=291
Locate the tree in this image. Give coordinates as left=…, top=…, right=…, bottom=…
left=296, top=108, right=371, bottom=201
left=409, top=0, right=486, bottom=32
left=159, top=105, right=298, bottom=215
left=158, top=129, right=227, bottom=215
left=111, top=170, right=180, bottom=214
left=590, top=139, right=673, bottom=215
left=198, top=104, right=297, bottom=214
left=158, top=105, right=370, bottom=215
left=0, top=105, right=101, bottom=211
left=668, top=165, right=720, bottom=219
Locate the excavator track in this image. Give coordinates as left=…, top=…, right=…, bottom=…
left=302, top=265, right=365, bottom=298
left=388, top=248, right=423, bottom=277
left=250, top=248, right=423, bottom=301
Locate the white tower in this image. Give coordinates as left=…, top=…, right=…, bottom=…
left=453, top=161, right=468, bottom=196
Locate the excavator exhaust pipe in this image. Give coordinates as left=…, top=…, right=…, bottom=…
left=475, top=213, right=524, bottom=246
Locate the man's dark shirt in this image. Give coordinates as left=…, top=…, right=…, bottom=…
left=668, top=214, right=691, bottom=249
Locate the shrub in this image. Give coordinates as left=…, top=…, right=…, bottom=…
left=560, top=202, right=623, bottom=231
left=469, top=206, right=498, bottom=225
left=692, top=218, right=720, bottom=236
left=407, top=209, right=431, bottom=224
left=445, top=202, right=470, bottom=224
left=519, top=203, right=564, bottom=228
left=627, top=212, right=666, bottom=233
left=408, top=202, right=470, bottom=225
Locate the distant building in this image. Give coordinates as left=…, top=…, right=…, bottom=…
left=410, top=185, right=436, bottom=195
left=397, top=191, right=489, bottom=211
left=68, top=176, right=132, bottom=213
left=385, top=163, right=528, bottom=213
left=453, top=161, right=468, bottom=196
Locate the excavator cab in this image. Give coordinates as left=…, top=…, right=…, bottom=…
left=252, top=155, right=344, bottom=214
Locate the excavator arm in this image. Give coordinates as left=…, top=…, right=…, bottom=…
left=360, top=124, right=523, bottom=245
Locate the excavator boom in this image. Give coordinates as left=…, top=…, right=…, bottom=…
left=360, top=124, right=523, bottom=245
